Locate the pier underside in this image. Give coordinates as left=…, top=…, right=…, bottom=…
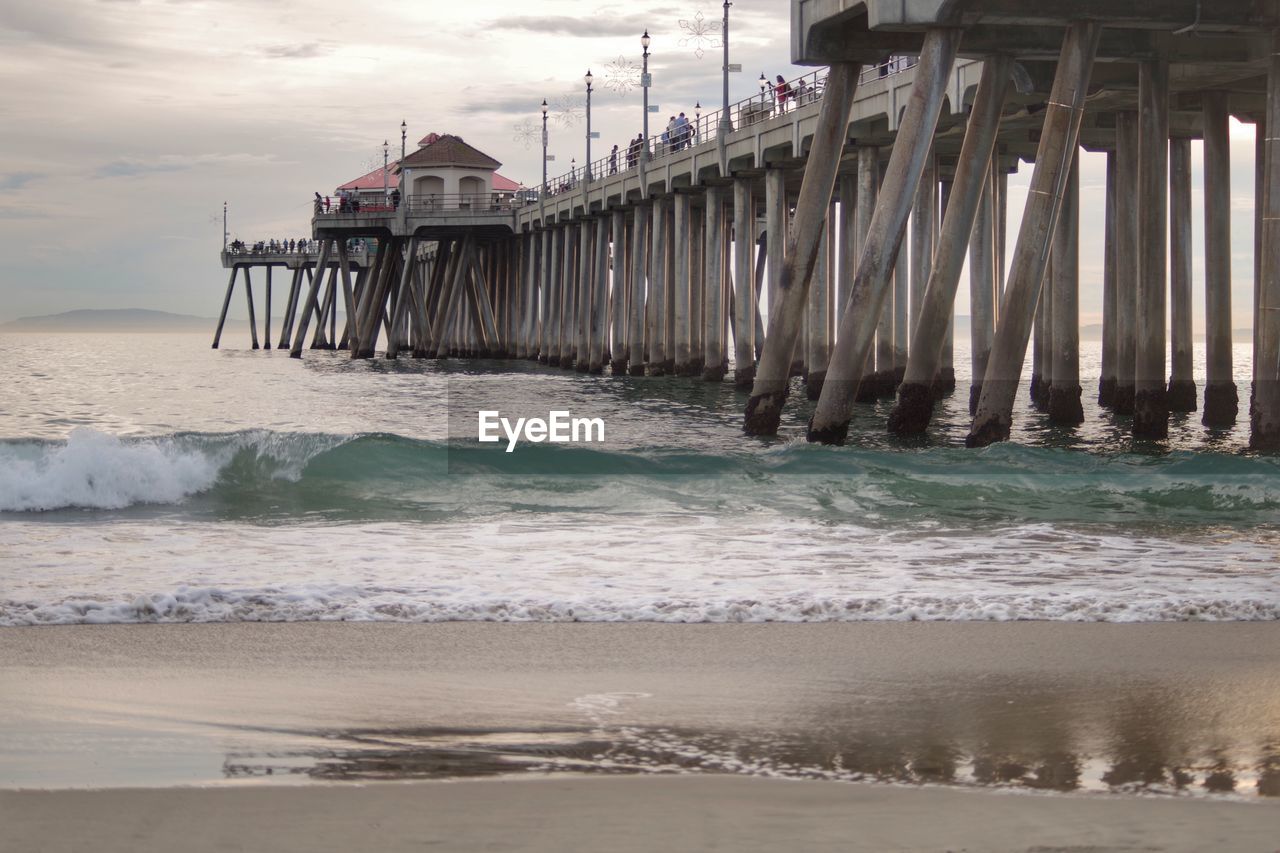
left=217, top=1, right=1280, bottom=451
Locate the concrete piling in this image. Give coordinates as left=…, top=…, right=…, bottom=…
left=1167, top=137, right=1196, bottom=412
left=1047, top=152, right=1084, bottom=425
left=967, top=22, right=1101, bottom=447
left=889, top=54, right=1010, bottom=435
left=1098, top=151, right=1118, bottom=407
left=732, top=179, right=756, bottom=387
left=704, top=185, right=728, bottom=381
left=1133, top=59, right=1170, bottom=439
left=743, top=60, right=863, bottom=436
left=806, top=31, right=958, bottom=444
left=1201, top=92, right=1239, bottom=426
left=1113, top=112, right=1139, bottom=416
left=610, top=210, right=628, bottom=373
left=1253, top=33, right=1280, bottom=451
left=673, top=193, right=695, bottom=376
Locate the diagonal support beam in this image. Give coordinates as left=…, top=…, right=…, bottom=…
left=889, top=54, right=1012, bottom=435
left=742, top=60, right=862, bottom=435
left=967, top=21, right=1102, bottom=447
left=805, top=30, right=960, bottom=444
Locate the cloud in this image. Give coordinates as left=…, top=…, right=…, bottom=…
left=93, top=153, right=278, bottom=179
left=0, top=172, right=41, bottom=191
left=260, top=42, right=331, bottom=59
left=487, top=14, right=653, bottom=37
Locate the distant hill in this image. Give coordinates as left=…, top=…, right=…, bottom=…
left=0, top=309, right=214, bottom=333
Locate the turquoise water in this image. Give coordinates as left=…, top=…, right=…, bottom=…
left=1, top=333, right=1276, bottom=625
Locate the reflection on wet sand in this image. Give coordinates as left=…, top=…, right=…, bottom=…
left=220, top=679, right=1280, bottom=799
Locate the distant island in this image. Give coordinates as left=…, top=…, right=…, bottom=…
left=0, top=309, right=215, bottom=333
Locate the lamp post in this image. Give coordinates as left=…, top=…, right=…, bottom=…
left=540, top=99, right=549, bottom=198
left=400, top=121, right=407, bottom=162
left=584, top=70, right=594, bottom=184
left=641, top=30, right=651, bottom=165
left=382, top=140, right=389, bottom=199
left=571, top=157, right=576, bottom=187
left=223, top=201, right=228, bottom=250
left=720, top=0, right=732, bottom=134
left=759, top=72, right=768, bottom=115
left=695, top=101, right=701, bottom=144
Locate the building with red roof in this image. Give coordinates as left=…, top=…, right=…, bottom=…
left=335, top=133, right=522, bottom=207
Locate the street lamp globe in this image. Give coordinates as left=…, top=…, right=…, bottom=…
left=759, top=73, right=767, bottom=93
left=584, top=70, right=594, bottom=88
left=540, top=99, right=548, bottom=115
left=641, top=30, right=650, bottom=49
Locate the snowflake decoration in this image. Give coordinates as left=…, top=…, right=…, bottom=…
left=551, top=93, right=584, bottom=128
left=512, top=119, right=540, bottom=149
left=602, top=55, right=642, bottom=95
left=678, top=10, right=721, bottom=59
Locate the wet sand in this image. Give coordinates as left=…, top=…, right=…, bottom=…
left=1, top=622, right=1278, bottom=849
left=3, top=774, right=1278, bottom=853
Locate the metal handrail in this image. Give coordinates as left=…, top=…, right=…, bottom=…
left=544, top=57, right=920, bottom=195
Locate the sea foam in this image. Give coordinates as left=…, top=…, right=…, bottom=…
left=0, top=428, right=229, bottom=511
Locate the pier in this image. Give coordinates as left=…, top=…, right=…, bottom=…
left=216, top=1, right=1280, bottom=451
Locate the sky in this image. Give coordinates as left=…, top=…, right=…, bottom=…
left=0, top=0, right=1264, bottom=331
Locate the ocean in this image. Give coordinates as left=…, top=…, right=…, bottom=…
left=2, top=331, right=1276, bottom=627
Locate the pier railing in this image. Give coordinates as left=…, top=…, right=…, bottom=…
left=403, top=193, right=531, bottom=215
left=313, top=193, right=533, bottom=217
left=545, top=59, right=917, bottom=193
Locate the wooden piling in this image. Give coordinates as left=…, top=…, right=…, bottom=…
left=647, top=197, right=669, bottom=375
left=610, top=211, right=628, bottom=373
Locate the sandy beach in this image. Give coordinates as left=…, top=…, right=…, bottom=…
left=1, top=622, right=1278, bottom=850
left=5, top=774, right=1279, bottom=853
